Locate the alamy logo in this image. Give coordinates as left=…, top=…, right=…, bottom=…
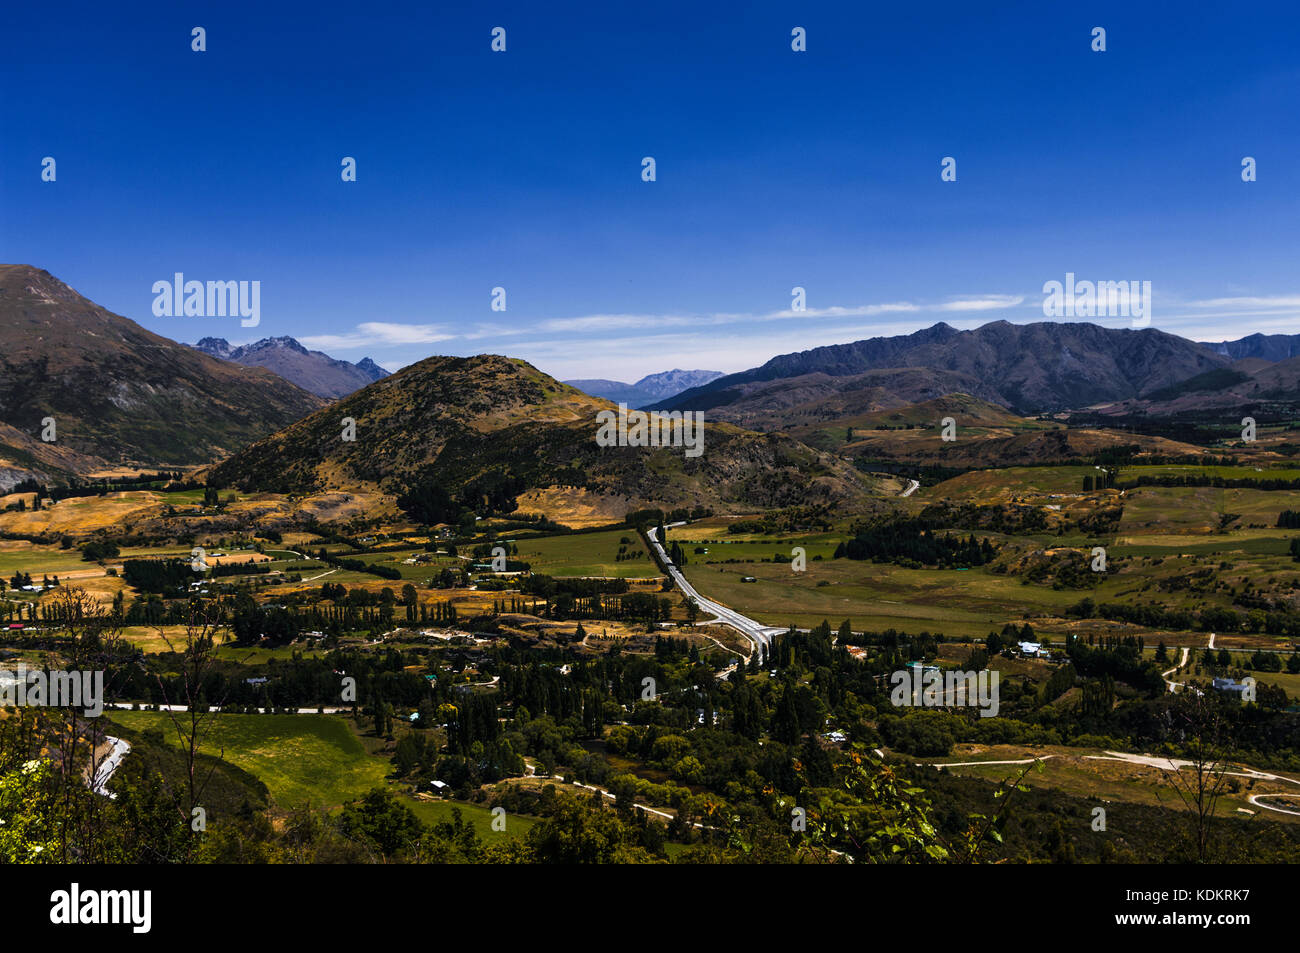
left=890, top=666, right=999, bottom=717
left=50, top=883, right=151, bottom=933
left=1042, top=272, right=1150, bottom=327
left=0, top=666, right=104, bottom=717
left=152, top=273, right=260, bottom=327
left=596, top=403, right=704, bottom=458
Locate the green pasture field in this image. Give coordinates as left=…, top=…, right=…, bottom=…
left=681, top=532, right=1300, bottom=641
left=357, top=549, right=464, bottom=581
left=210, top=643, right=329, bottom=663
left=262, top=549, right=307, bottom=560
left=666, top=516, right=762, bottom=539
left=0, top=547, right=99, bottom=578
left=1241, top=669, right=1300, bottom=697
left=108, top=711, right=390, bottom=810
left=210, top=559, right=326, bottom=583
left=931, top=466, right=1101, bottom=499
left=118, top=545, right=198, bottom=559
left=1119, top=486, right=1300, bottom=535
left=155, top=488, right=247, bottom=504
left=1122, top=465, right=1300, bottom=482
left=114, top=544, right=268, bottom=563
left=149, top=488, right=205, bottom=504
left=1114, top=535, right=1292, bottom=557
left=403, top=796, right=537, bottom=840
left=293, top=568, right=394, bottom=587
left=681, top=538, right=841, bottom=564
left=513, top=529, right=657, bottom=578
left=681, top=560, right=1090, bottom=638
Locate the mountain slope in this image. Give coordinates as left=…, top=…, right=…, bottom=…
left=565, top=368, right=723, bottom=407
left=1096, top=354, right=1300, bottom=417
left=191, top=336, right=389, bottom=399
left=208, top=354, right=875, bottom=519
left=788, top=393, right=1041, bottom=452
left=660, top=321, right=1230, bottom=419
left=861, top=427, right=1209, bottom=469
left=661, top=366, right=991, bottom=431
left=0, top=266, right=325, bottom=472
left=1202, top=333, right=1300, bottom=362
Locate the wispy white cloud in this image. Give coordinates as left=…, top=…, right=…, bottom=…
left=529, top=296, right=1020, bottom=334
left=278, top=287, right=1300, bottom=384
left=536, top=313, right=699, bottom=333
left=290, top=291, right=1043, bottom=380
left=300, top=321, right=455, bottom=350
left=771, top=302, right=920, bottom=319
left=1153, top=292, right=1300, bottom=339
left=305, top=293, right=1027, bottom=355
left=937, top=295, right=1026, bottom=312
left=1189, top=295, right=1300, bottom=310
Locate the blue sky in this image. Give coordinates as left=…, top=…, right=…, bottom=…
left=3, top=1, right=1300, bottom=381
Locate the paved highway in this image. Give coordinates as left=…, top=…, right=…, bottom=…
left=645, top=523, right=786, bottom=659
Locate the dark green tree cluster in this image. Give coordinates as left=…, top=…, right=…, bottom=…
left=834, top=520, right=996, bottom=568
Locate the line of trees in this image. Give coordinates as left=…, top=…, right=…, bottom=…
left=834, top=520, right=996, bottom=568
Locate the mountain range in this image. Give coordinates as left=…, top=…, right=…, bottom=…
left=8, top=263, right=1300, bottom=512
left=563, top=369, right=724, bottom=407
left=0, top=265, right=323, bottom=484
left=190, top=336, right=389, bottom=399
left=1201, top=333, right=1300, bottom=363
left=657, top=321, right=1232, bottom=423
